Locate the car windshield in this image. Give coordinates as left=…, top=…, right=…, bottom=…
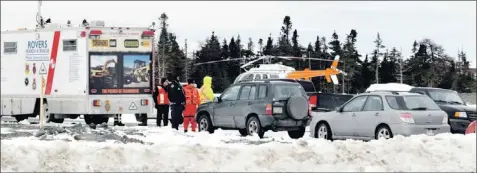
left=427, top=90, right=464, bottom=105
left=386, top=95, right=441, bottom=110
left=273, top=84, right=304, bottom=100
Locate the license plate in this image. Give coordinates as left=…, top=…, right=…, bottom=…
left=426, top=129, right=435, bottom=136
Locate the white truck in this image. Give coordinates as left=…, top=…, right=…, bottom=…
left=1, top=20, right=155, bottom=124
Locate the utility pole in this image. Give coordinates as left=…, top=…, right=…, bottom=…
left=399, top=47, right=403, bottom=83
left=342, top=61, right=345, bottom=93
left=375, top=52, right=379, bottom=84
left=185, top=39, right=188, bottom=81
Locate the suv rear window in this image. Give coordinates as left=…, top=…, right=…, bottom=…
left=296, top=81, right=316, bottom=93
left=385, top=95, right=441, bottom=110
left=273, top=84, right=305, bottom=100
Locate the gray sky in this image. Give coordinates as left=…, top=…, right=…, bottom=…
left=2, top=1, right=476, bottom=67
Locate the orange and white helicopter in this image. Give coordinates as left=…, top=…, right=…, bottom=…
left=193, top=55, right=347, bottom=84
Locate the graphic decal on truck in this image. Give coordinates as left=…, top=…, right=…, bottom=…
left=123, top=55, right=150, bottom=88
left=45, top=31, right=61, bottom=95
left=90, top=55, right=119, bottom=89
left=89, top=52, right=152, bottom=95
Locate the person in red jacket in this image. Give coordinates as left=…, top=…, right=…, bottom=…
left=152, top=78, right=170, bottom=127
left=183, top=79, right=200, bottom=132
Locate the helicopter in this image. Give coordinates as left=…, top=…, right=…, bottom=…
left=193, top=55, right=347, bottom=84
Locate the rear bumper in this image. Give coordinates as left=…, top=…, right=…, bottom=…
left=449, top=118, right=474, bottom=134
left=389, top=123, right=450, bottom=136
left=258, top=114, right=308, bottom=131
left=88, top=96, right=153, bottom=114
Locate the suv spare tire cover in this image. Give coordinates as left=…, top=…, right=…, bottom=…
left=286, top=96, right=308, bottom=120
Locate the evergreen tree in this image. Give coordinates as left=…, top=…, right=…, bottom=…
left=258, top=38, right=264, bottom=56
left=264, top=34, right=274, bottom=56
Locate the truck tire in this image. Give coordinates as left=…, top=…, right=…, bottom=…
left=246, top=116, right=265, bottom=138
left=287, top=126, right=306, bottom=139
left=286, top=96, right=308, bottom=120
left=15, top=115, right=28, bottom=122
left=84, top=115, right=108, bottom=125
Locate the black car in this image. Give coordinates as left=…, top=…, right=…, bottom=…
left=409, top=87, right=476, bottom=134
left=195, top=79, right=310, bottom=139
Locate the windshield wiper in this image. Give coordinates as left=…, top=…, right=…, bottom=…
left=411, top=107, right=428, bottom=110
left=433, top=100, right=450, bottom=104
left=447, top=101, right=464, bottom=105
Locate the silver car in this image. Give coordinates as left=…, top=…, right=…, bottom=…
left=309, top=91, right=450, bottom=140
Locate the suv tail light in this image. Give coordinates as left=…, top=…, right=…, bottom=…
left=309, top=95, right=317, bottom=108
left=399, top=113, right=415, bottom=123
left=265, top=104, right=272, bottom=116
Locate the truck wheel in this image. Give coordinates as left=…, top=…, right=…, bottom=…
left=198, top=114, right=214, bottom=134
left=52, top=118, right=65, bottom=123
left=287, top=126, right=306, bottom=139
left=84, top=115, right=94, bottom=124
left=15, top=115, right=28, bottom=122
left=246, top=116, right=265, bottom=138
left=238, top=129, right=247, bottom=136
left=41, top=102, right=56, bottom=123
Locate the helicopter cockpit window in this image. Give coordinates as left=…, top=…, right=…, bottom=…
left=254, top=74, right=261, bottom=80
left=262, top=74, right=268, bottom=79
left=270, top=74, right=279, bottom=79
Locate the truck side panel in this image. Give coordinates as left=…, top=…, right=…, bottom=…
left=1, top=29, right=88, bottom=115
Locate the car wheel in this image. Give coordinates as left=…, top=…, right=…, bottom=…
left=238, top=129, right=247, bottom=136
left=198, top=114, right=214, bottom=134
left=246, top=116, right=265, bottom=138
left=375, top=125, right=393, bottom=140
left=287, top=126, right=306, bottom=139
left=315, top=122, right=332, bottom=140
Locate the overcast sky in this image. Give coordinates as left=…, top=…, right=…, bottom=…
left=2, top=1, right=475, bottom=67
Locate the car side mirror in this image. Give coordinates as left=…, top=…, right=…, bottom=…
left=214, top=97, right=221, bottom=103
left=336, top=107, right=342, bottom=112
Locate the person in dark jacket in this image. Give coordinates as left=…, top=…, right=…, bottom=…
left=166, top=74, right=186, bottom=130
left=152, top=78, right=170, bottom=127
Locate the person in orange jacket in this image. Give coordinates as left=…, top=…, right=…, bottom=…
left=183, top=79, right=200, bottom=132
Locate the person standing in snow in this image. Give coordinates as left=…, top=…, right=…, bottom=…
left=183, top=79, right=200, bottom=132
left=199, top=76, right=214, bottom=104
left=166, top=74, right=186, bottom=130
left=152, top=78, right=170, bottom=127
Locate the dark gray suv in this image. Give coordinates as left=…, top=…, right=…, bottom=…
left=195, top=80, right=310, bottom=139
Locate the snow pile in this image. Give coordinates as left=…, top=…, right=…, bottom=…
left=1, top=131, right=475, bottom=172
left=365, top=83, right=414, bottom=92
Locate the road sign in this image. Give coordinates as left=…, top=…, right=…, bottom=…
left=39, top=62, right=47, bottom=75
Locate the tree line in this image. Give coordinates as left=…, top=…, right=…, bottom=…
left=154, top=13, right=476, bottom=93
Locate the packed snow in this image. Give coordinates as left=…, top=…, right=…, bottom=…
left=365, top=83, right=414, bottom=92
left=1, top=126, right=475, bottom=172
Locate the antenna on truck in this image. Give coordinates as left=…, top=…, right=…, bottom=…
left=36, top=0, right=44, bottom=28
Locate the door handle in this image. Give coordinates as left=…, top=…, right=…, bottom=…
left=352, top=113, right=356, bottom=117
left=375, top=112, right=379, bottom=116
left=229, top=103, right=234, bottom=106
left=247, top=102, right=253, bottom=105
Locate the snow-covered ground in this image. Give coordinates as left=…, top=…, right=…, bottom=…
left=1, top=123, right=476, bottom=172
